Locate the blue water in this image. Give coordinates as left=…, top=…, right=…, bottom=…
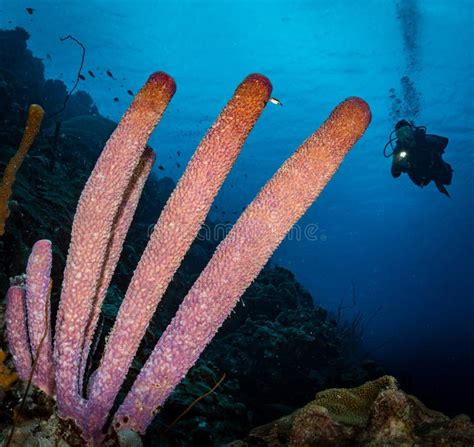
left=2, top=0, right=473, bottom=415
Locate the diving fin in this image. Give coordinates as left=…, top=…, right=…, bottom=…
left=435, top=181, right=450, bottom=198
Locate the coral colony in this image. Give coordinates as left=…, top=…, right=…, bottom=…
left=5, top=72, right=371, bottom=444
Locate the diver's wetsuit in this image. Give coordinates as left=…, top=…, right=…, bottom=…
left=391, top=129, right=453, bottom=196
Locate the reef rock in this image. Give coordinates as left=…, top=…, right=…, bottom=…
left=227, top=376, right=474, bottom=447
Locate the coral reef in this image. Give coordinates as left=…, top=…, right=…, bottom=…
left=1, top=27, right=469, bottom=447
left=0, top=26, right=390, bottom=446
left=228, top=376, right=474, bottom=447
left=0, top=104, right=44, bottom=236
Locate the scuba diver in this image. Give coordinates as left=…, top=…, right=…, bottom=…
left=384, top=119, right=453, bottom=197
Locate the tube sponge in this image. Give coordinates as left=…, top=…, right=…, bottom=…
left=0, top=104, right=44, bottom=236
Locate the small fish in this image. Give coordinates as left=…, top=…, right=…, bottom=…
left=244, top=173, right=248, bottom=178
left=88, top=70, right=95, bottom=78
left=176, top=162, right=181, bottom=168
left=127, top=90, right=133, bottom=96
left=106, top=70, right=114, bottom=79
left=158, top=165, right=165, bottom=171
left=269, top=97, right=283, bottom=106
left=177, top=151, right=180, bottom=156
left=46, top=53, right=52, bottom=62
left=79, top=74, right=86, bottom=80
left=26, top=7, right=34, bottom=15
left=113, top=97, right=119, bottom=102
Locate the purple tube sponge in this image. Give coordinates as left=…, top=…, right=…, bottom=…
left=5, top=72, right=370, bottom=445
left=6, top=240, right=53, bottom=395
left=6, top=286, right=31, bottom=382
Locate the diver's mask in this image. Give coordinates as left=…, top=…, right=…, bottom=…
left=383, top=120, right=425, bottom=158
left=395, top=124, right=415, bottom=146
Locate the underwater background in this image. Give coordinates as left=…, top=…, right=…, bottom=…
left=0, top=0, right=473, bottom=445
